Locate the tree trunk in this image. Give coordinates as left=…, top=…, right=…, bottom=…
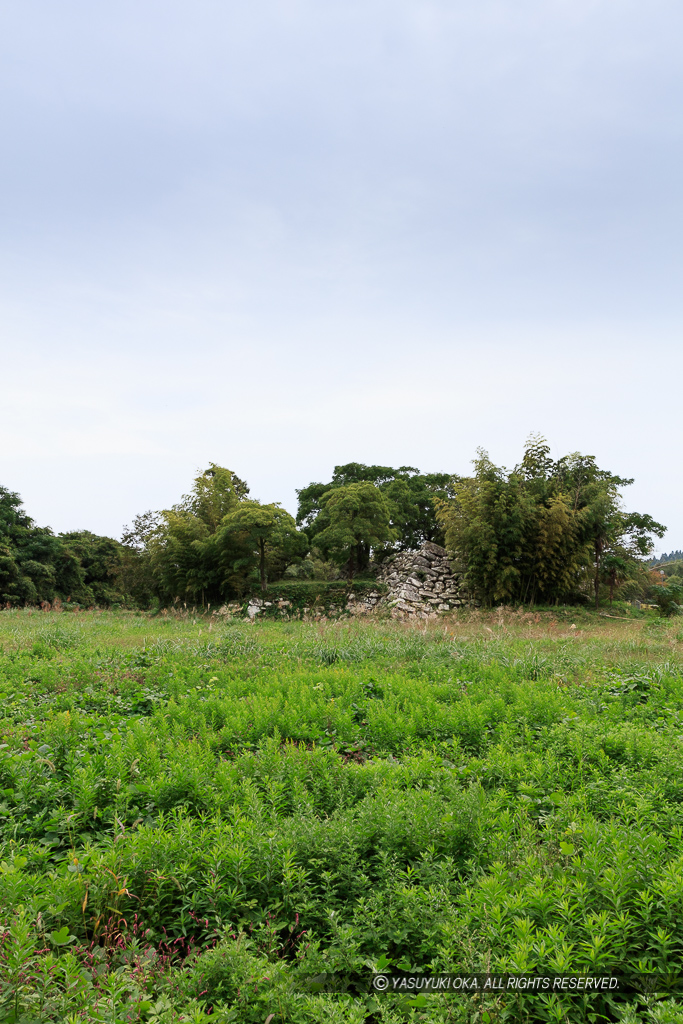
left=348, top=546, right=355, bottom=580
left=259, top=539, right=267, bottom=593
left=594, top=540, right=602, bottom=610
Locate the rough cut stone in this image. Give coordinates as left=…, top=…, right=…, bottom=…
left=374, top=542, right=469, bottom=618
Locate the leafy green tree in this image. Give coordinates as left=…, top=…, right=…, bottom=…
left=0, top=485, right=122, bottom=606
left=556, top=453, right=666, bottom=609
left=125, top=466, right=304, bottom=604
left=173, top=463, right=249, bottom=529
left=0, top=487, right=50, bottom=604
left=149, top=510, right=215, bottom=605
left=0, top=487, right=81, bottom=604
left=59, top=531, right=125, bottom=605
left=297, top=463, right=454, bottom=552
left=436, top=450, right=546, bottom=604
left=214, top=500, right=307, bottom=592
left=601, top=551, right=638, bottom=606
left=436, top=437, right=666, bottom=608
left=116, top=511, right=162, bottom=607
left=146, top=466, right=246, bottom=605
left=649, top=571, right=683, bottom=616
left=0, top=486, right=31, bottom=540
left=311, top=482, right=397, bottom=578
left=0, top=545, right=46, bottom=605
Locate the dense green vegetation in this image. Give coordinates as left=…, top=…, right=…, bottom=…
left=0, top=439, right=676, bottom=614
left=119, top=463, right=457, bottom=606
left=436, top=436, right=666, bottom=610
left=296, top=464, right=455, bottom=565
left=0, top=487, right=126, bottom=608
left=2, top=608, right=683, bottom=1022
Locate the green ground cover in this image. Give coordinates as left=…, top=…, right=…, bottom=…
left=1, top=608, right=683, bottom=1023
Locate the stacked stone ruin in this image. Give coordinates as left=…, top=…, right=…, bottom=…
left=375, top=541, right=469, bottom=618
left=221, top=541, right=469, bottom=620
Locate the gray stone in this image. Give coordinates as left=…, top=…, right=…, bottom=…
left=372, top=541, right=467, bottom=618
left=423, top=541, right=447, bottom=557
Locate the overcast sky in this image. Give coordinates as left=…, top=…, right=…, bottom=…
left=1, top=0, right=681, bottom=551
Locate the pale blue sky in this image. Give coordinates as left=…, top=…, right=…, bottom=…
left=1, top=0, right=681, bottom=549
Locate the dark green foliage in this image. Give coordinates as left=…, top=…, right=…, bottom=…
left=125, top=467, right=308, bottom=606
left=146, top=465, right=247, bottom=605
left=0, top=486, right=32, bottom=541
left=648, top=574, right=683, bottom=617
left=297, top=463, right=456, bottom=554
left=437, top=436, right=666, bottom=608
left=0, top=487, right=123, bottom=607
left=308, top=482, right=396, bottom=577
left=213, top=500, right=307, bottom=593
left=0, top=487, right=62, bottom=605
left=58, top=531, right=126, bottom=605
left=116, top=510, right=162, bottom=608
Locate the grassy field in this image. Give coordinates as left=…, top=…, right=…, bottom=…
left=2, top=606, right=683, bottom=1023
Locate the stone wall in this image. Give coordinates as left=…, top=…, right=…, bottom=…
left=249, top=591, right=386, bottom=619
left=216, top=542, right=469, bottom=621
left=375, top=541, right=469, bottom=618
left=218, top=587, right=386, bottom=621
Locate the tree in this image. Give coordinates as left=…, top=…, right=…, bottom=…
left=59, top=531, right=126, bottom=605
left=558, top=454, right=666, bottom=609
left=173, top=464, right=249, bottom=530
left=144, top=466, right=247, bottom=605
left=0, top=485, right=124, bottom=606
left=648, top=571, right=683, bottom=617
left=0, top=487, right=50, bottom=604
left=310, top=483, right=397, bottom=578
left=122, top=466, right=305, bottom=605
left=296, top=463, right=455, bottom=553
left=116, top=511, right=162, bottom=608
left=214, top=501, right=307, bottom=593
left=435, top=450, right=548, bottom=604
left=436, top=437, right=666, bottom=608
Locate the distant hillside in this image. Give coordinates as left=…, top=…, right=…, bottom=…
left=651, top=550, right=683, bottom=566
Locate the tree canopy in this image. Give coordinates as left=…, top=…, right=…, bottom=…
left=1, top=446, right=672, bottom=610
left=309, top=482, right=397, bottom=578
left=0, top=486, right=125, bottom=606
left=144, top=465, right=248, bottom=604
left=436, top=436, right=666, bottom=608
left=213, top=500, right=306, bottom=593
left=296, top=462, right=455, bottom=554
left=122, top=466, right=308, bottom=604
